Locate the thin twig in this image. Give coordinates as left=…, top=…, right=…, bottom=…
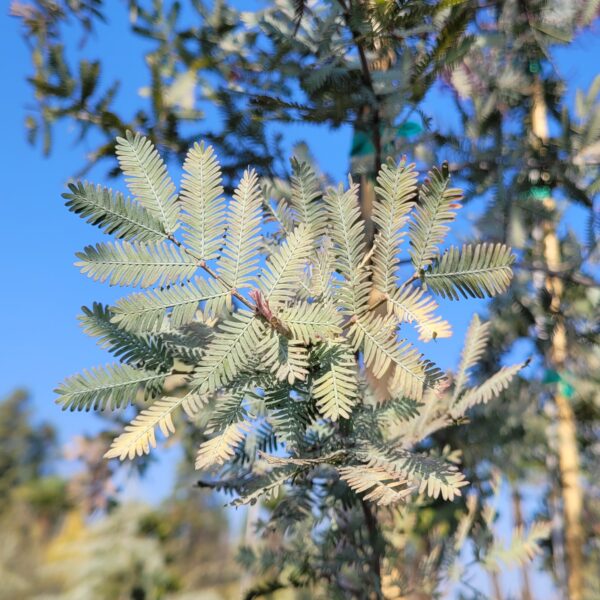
left=167, top=233, right=256, bottom=312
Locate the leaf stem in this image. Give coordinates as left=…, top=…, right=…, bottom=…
left=167, top=233, right=255, bottom=311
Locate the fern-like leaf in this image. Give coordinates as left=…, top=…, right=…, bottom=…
left=233, top=466, right=298, bottom=506
left=180, top=141, right=225, bottom=260
left=104, top=346, right=259, bottom=461
left=423, top=243, right=515, bottom=300
left=304, top=236, right=335, bottom=300
left=324, top=182, right=370, bottom=315
left=75, top=241, right=197, bottom=287
left=409, top=167, right=461, bottom=270
left=388, top=286, right=452, bottom=341
left=104, top=396, right=179, bottom=459
left=63, top=182, right=166, bottom=242
left=207, top=376, right=262, bottom=432
left=264, top=383, right=314, bottom=449
left=79, top=303, right=173, bottom=370
left=312, top=342, right=358, bottom=421
left=339, top=465, right=415, bottom=506
left=279, top=301, right=342, bottom=344
left=379, top=396, right=423, bottom=423
left=56, top=363, right=166, bottom=411
left=191, top=310, right=265, bottom=395
left=259, top=224, right=312, bottom=306
left=451, top=363, right=525, bottom=418
left=266, top=196, right=296, bottom=236
left=484, top=522, right=551, bottom=572
left=111, top=278, right=229, bottom=332
left=289, top=157, right=325, bottom=238
left=350, top=313, right=437, bottom=400
left=372, top=158, right=418, bottom=292
left=195, top=422, right=249, bottom=470
left=219, top=169, right=263, bottom=290
left=262, top=330, right=309, bottom=384
left=364, top=446, right=468, bottom=501
left=452, top=314, right=490, bottom=402
left=115, top=131, right=179, bottom=233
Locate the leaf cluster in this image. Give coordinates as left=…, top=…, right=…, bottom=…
left=54, top=135, right=529, bottom=599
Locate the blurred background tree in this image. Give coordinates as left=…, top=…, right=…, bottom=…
left=434, top=4, right=600, bottom=598
left=0, top=390, right=238, bottom=599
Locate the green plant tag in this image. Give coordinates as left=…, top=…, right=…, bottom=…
left=397, top=121, right=423, bottom=137
left=558, top=380, right=575, bottom=399
left=529, top=186, right=551, bottom=200
left=350, top=131, right=375, bottom=157
left=542, top=369, right=561, bottom=384
left=543, top=370, right=575, bottom=398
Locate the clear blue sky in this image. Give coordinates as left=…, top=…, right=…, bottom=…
left=1, top=6, right=599, bottom=597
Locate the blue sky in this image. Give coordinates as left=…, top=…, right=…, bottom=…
left=1, top=6, right=599, bottom=597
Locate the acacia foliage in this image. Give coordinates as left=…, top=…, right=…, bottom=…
left=56, top=133, right=531, bottom=595
left=55, top=131, right=521, bottom=499
left=14, top=0, right=478, bottom=181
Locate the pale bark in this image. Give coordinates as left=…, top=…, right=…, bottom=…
left=532, top=79, right=584, bottom=600
left=511, top=488, right=533, bottom=600
left=490, top=571, right=503, bottom=600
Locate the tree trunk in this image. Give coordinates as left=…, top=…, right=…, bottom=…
left=489, top=571, right=503, bottom=600
left=555, top=392, right=585, bottom=600
left=511, top=488, right=533, bottom=600
left=532, top=79, right=585, bottom=600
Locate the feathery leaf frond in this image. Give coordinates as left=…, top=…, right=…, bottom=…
left=56, top=363, right=166, bottom=411
left=195, top=422, right=249, bottom=470
left=304, top=236, right=336, bottom=300
left=264, top=383, right=314, bottom=448
left=372, top=158, right=418, bottom=292
left=105, top=314, right=263, bottom=461
left=423, top=243, right=514, bottom=300
left=262, top=330, right=309, bottom=384
left=266, top=196, right=296, bottom=236
left=75, top=241, right=197, bottom=287
left=380, top=396, right=423, bottom=423
left=350, top=313, right=436, bottom=400
left=191, top=311, right=264, bottom=395
left=111, top=278, right=229, bottom=332
left=259, top=224, right=311, bottom=305
left=220, top=169, right=263, bottom=289
left=279, top=301, right=342, bottom=344
left=409, top=167, right=461, bottom=270
left=63, top=182, right=166, bottom=242
left=484, top=522, right=551, bottom=572
left=180, top=141, right=225, bottom=260
left=289, top=157, right=325, bottom=238
left=79, top=303, right=173, bottom=370
left=115, top=131, right=179, bottom=233
left=452, top=314, right=490, bottom=402
left=339, top=465, right=415, bottom=506
left=207, top=374, right=266, bottom=432
left=452, top=363, right=525, bottom=418
left=324, top=182, right=370, bottom=315
left=364, top=447, right=468, bottom=501
left=312, top=342, right=358, bottom=420
left=104, top=396, right=180, bottom=460
left=388, top=286, right=452, bottom=341
left=233, top=466, right=298, bottom=506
